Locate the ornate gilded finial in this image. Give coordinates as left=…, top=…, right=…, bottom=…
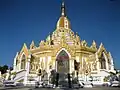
left=91, top=40, right=97, bottom=49
left=48, top=32, right=54, bottom=45
left=75, top=32, right=80, bottom=45
left=100, top=42, right=104, bottom=48
left=61, top=0, right=66, bottom=16
left=39, top=40, right=45, bottom=46
left=30, top=40, right=35, bottom=49
left=81, top=40, right=87, bottom=47
left=76, top=32, right=79, bottom=38
left=49, top=32, right=52, bottom=40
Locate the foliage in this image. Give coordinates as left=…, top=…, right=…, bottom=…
left=11, top=72, right=16, bottom=75
left=18, top=79, right=24, bottom=82
left=104, top=76, right=110, bottom=82
left=0, top=65, right=13, bottom=75
left=104, top=71, right=120, bottom=82
left=2, top=74, right=6, bottom=78
left=9, top=67, right=13, bottom=71
left=0, top=65, right=8, bottom=74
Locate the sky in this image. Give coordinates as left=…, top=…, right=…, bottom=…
left=0, top=0, right=120, bottom=69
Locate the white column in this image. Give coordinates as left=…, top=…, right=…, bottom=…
left=69, top=59, right=72, bottom=74
left=43, top=57, right=45, bottom=70
left=106, top=61, right=109, bottom=70
left=24, top=55, right=31, bottom=85
left=19, top=59, right=22, bottom=71
left=71, top=59, right=74, bottom=74
left=109, top=52, right=115, bottom=71
left=13, top=57, right=16, bottom=71
left=47, top=56, right=51, bottom=84
left=55, top=61, right=57, bottom=72
left=90, top=62, right=93, bottom=71
left=0, top=71, right=1, bottom=78
left=81, top=57, right=84, bottom=77
left=82, top=57, right=84, bottom=71
left=76, top=56, right=79, bottom=62
left=69, top=59, right=74, bottom=74
left=96, top=53, right=100, bottom=72
left=13, top=52, right=18, bottom=71
left=40, top=57, right=42, bottom=69
left=103, top=52, right=109, bottom=70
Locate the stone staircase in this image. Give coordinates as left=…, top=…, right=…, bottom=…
left=14, top=70, right=26, bottom=82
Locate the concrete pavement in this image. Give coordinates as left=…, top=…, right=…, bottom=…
left=0, top=86, right=120, bottom=90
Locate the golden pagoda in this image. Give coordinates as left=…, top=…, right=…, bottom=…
left=13, top=1, right=115, bottom=85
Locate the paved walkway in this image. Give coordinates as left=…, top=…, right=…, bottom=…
left=0, top=86, right=120, bottom=90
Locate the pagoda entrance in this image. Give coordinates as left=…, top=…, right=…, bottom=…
left=56, top=50, right=69, bottom=87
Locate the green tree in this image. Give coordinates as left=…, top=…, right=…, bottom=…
left=104, top=76, right=110, bottom=82
left=0, top=65, right=8, bottom=74
left=9, top=67, right=13, bottom=71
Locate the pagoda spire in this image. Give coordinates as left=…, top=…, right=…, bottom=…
left=61, top=0, right=66, bottom=16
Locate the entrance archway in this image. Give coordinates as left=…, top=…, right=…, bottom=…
left=56, top=50, right=69, bottom=73
left=99, top=52, right=106, bottom=69
left=56, top=50, right=69, bottom=86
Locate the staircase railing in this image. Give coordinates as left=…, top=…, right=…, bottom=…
left=14, top=70, right=26, bottom=82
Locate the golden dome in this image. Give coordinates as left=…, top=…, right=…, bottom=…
left=56, top=1, right=71, bottom=29
left=57, top=16, right=71, bottom=29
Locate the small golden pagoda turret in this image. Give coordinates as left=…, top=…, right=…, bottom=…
left=30, top=40, right=36, bottom=49
left=91, top=40, right=97, bottom=50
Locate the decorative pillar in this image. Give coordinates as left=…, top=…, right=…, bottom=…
left=90, top=62, right=92, bottom=72
left=96, top=53, right=100, bottom=72
left=76, top=56, right=79, bottom=62
left=13, top=58, right=16, bottom=71
left=13, top=52, right=18, bottom=71
left=69, top=59, right=72, bottom=74
left=24, top=55, right=31, bottom=86
left=40, top=57, right=42, bottom=69
left=52, top=57, right=56, bottom=70
left=70, top=58, right=75, bottom=74
left=55, top=60, right=57, bottom=72
left=43, top=57, right=45, bottom=70
left=47, top=56, right=51, bottom=85
left=106, top=60, right=109, bottom=71
left=109, top=52, right=114, bottom=71
left=19, top=58, right=22, bottom=71
left=103, top=52, right=109, bottom=70
left=0, top=71, right=1, bottom=78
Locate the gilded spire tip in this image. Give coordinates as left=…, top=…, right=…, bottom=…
left=61, top=0, right=66, bottom=16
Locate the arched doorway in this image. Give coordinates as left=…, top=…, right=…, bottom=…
left=56, top=50, right=69, bottom=73
left=56, top=50, right=69, bottom=86
left=99, top=53, right=106, bottom=69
